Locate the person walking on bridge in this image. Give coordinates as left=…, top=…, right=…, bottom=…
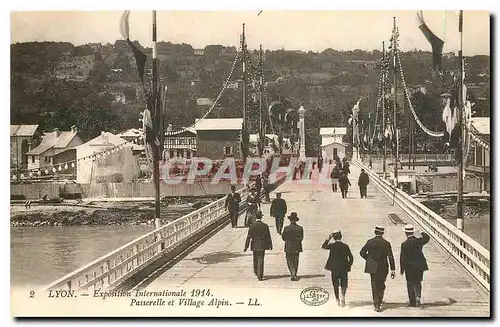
left=330, top=165, right=340, bottom=193
left=358, top=168, right=370, bottom=198
left=245, top=187, right=261, bottom=226
left=282, top=212, right=303, bottom=281
left=322, top=230, right=353, bottom=307
left=342, top=157, right=350, bottom=175
left=270, top=192, right=287, bottom=234
left=339, top=172, right=351, bottom=199
left=244, top=211, right=273, bottom=281
left=400, top=224, right=430, bottom=307
left=225, top=185, right=241, bottom=228
left=360, top=226, right=396, bottom=312
left=262, top=172, right=271, bottom=202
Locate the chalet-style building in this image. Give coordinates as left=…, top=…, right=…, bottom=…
left=164, top=127, right=197, bottom=159
left=26, top=126, right=82, bottom=171
left=195, top=118, right=243, bottom=159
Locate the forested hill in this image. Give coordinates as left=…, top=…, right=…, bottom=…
left=11, top=40, right=490, bottom=153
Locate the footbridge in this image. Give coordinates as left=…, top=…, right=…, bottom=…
left=41, top=161, right=490, bottom=317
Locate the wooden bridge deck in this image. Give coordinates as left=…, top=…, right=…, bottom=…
left=137, top=164, right=490, bottom=317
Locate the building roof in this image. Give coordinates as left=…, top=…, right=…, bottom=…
left=117, top=128, right=143, bottom=138
left=322, top=141, right=348, bottom=147
left=10, top=124, right=39, bottom=137
left=194, top=118, right=243, bottom=131
left=165, top=127, right=196, bottom=136
left=26, top=130, right=78, bottom=155
left=53, top=131, right=78, bottom=148
left=471, top=117, right=490, bottom=135
left=131, top=144, right=145, bottom=151
left=320, top=127, right=347, bottom=135
left=77, top=132, right=128, bottom=148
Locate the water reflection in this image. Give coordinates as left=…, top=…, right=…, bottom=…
left=11, top=225, right=153, bottom=287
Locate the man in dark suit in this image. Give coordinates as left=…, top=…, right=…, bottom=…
left=358, top=168, right=370, bottom=198
left=339, top=172, right=351, bottom=199
left=281, top=212, right=303, bottom=281
left=400, top=224, right=430, bottom=307
left=322, top=230, right=353, bottom=307
left=244, top=211, right=273, bottom=281
left=270, top=192, right=287, bottom=234
left=360, top=226, right=396, bottom=312
left=225, top=185, right=241, bottom=228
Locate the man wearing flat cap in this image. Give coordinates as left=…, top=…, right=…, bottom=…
left=360, top=226, right=396, bottom=312
left=244, top=210, right=273, bottom=281
left=400, top=224, right=430, bottom=307
left=282, top=212, right=304, bottom=281
left=322, top=230, right=354, bottom=307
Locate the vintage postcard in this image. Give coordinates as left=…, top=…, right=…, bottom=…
left=10, top=10, right=490, bottom=317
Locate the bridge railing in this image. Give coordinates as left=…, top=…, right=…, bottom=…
left=41, top=175, right=286, bottom=293
left=354, top=160, right=490, bottom=292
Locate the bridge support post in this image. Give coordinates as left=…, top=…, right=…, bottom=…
left=298, top=106, right=306, bottom=162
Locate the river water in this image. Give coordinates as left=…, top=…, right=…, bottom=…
left=11, top=225, right=153, bottom=287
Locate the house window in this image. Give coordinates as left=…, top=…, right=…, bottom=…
left=186, top=151, right=191, bottom=159
left=31, top=156, right=35, bottom=164
left=224, top=146, right=233, bottom=156
left=333, top=148, right=338, bottom=158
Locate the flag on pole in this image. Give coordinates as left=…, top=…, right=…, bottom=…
left=120, top=11, right=148, bottom=85
left=416, top=10, right=444, bottom=71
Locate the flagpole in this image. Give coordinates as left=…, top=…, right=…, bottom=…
left=241, top=23, right=247, bottom=165
left=259, top=44, right=264, bottom=157
left=382, top=41, right=386, bottom=176
left=152, top=10, right=161, bottom=229
left=457, top=10, right=464, bottom=231
left=393, top=17, right=399, bottom=187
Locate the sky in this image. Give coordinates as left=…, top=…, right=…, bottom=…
left=10, top=10, right=490, bottom=55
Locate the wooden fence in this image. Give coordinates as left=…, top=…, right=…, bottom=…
left=11, top=181, right=242, bottom=200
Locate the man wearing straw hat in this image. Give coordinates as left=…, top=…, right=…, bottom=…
left=360, top=226, right=396, bottom=312
left=400, top=224, right=430, bottom=307
left=322, top=230, right=354, bottom=307
left=244, top=210, right=273, bottom=281
left=281, top=212, right=304, bottom=281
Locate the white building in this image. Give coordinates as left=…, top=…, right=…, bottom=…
left=75, top=132, right=140, bottom=183
left=320, top=127, right=348, bottom=162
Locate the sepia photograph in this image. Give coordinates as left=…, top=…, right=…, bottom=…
left=9, top=8, right=491, bottom=318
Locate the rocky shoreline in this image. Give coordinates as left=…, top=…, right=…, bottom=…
left=421, top=197, right=490, bottom=220
left=10, top=198, right=218, bottom=227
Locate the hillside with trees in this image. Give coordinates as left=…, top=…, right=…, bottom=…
left=11, top=41, right=490, bottom=155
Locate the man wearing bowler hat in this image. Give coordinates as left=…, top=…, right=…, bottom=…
left=400, top=224, right=430, bottom=307
left=244, top=210, right=273, bottom=281
left=281, top=212, right=304, bottom=281
left=360, top=226, right=396, bottom=312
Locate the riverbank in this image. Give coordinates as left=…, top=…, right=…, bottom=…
left=10, top=197, right=221, bottom=227
left=420, top=196, right=490, bottom=250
